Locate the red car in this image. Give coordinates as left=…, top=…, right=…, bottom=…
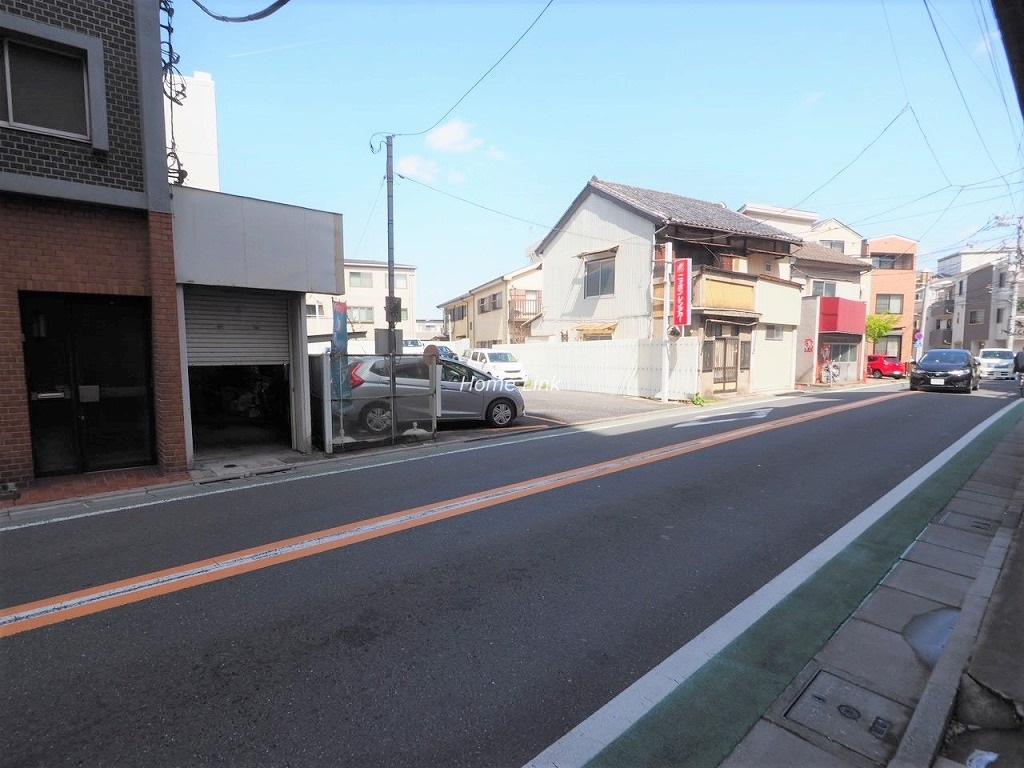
left=867, top=354, right=904, bottom=379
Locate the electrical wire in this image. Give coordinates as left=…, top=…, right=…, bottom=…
left=881, top=0, right=952, bottom=185
left=369, top=0, right=555, bottom=151
left=922, top=0, right=1012, bottom=198
left=190, top=0, right=292, bottom=22
left=350, top=175, right=387, bottom=260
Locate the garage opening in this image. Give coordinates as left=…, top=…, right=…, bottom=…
left=183, top=286, right=294, bottom=455
left=188, top=364, right=290, bottom=450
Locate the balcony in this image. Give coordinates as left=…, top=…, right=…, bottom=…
left=690, top=268, right=757, bottom=319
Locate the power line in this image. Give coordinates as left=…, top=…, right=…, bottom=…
left=783, top=104, right=911, bottom=214
left=370, top=0, right=555, bottom=151
left=189, top=0, right=292, bottom=22
left=881, top=0, right=952, bottom=184
left=922, top=0, right=1012, bottom=198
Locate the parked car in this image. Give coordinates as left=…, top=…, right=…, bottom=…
left=339, top=355, right=525, bottom=435
left=866, top=354, right=904, bottom=379
left=977, top=348, right=1016, bottom=380
left=425, top=343, right=460, bottom=361
left=909, top=349, right=980, bottom=393
left=462, top=348, right=529, bottom=385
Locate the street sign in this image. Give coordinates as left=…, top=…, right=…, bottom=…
left=914, top=332, right=924, bottom=341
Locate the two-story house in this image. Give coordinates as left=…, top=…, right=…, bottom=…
left=531, top=177, right=802, bottom=396
left=438, top=262, right=542, bottom=348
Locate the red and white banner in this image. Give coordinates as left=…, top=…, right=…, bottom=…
left=672, top=258, right=691, bottom=327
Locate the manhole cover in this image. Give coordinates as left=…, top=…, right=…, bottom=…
left=785, top=670, right=911, bottom=762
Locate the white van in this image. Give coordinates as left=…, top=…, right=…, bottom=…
left=977, top=348, right=1016, bottom=380
left=462, top=348, right=528, bottom=386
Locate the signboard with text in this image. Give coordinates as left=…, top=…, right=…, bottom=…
left=672, top=258, right=692, bottom=327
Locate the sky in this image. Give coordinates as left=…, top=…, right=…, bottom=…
left=166, top=0, right=1024, bottom=317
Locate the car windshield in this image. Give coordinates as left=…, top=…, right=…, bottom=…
left=920, top=350, right=970, bottom=365
left=487, top=352, right=517, bottom=363
left=884, top=357, right=899, bottom=363
left=979, top=350, right=1014, bottom=359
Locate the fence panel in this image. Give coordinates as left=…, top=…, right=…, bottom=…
left=494, top=339, right=700, bottom=399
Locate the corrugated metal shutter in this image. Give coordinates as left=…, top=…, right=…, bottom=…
left=184, top=287, right=291, bottom=366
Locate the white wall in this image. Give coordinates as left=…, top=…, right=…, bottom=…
left=173, top=187, right=343, bottom=294
left=535, top=193, right=656, bottom=340
left=494, top=338, right=700, bottom=399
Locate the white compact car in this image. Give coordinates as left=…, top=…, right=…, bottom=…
left=977, top=348, right=1016, bottom=380
left=462, top=348, right=529, bottom=386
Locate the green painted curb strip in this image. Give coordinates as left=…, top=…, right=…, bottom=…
left=588, top=408, right=1022, bottom=768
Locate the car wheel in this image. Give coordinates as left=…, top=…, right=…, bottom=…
left=909, top=381, right=917, bottom=391
left=360, top=402, right=392, bottom=434
left=485, top=398, right=516, bottom=427
left=871, top=369, right=883, bottom=379
left=962, top=379, right=973, bottom=394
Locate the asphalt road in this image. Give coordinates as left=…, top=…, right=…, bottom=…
left=2, top=381, right=1021, bottom=767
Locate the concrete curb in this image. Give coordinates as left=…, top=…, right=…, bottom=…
left=890, top=442, right=1024, bottom=768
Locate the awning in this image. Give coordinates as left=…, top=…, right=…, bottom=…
left=574, top=322, right=618, bottom=333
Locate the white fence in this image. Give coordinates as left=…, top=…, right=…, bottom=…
left=492, top=338, right=701, bottom=400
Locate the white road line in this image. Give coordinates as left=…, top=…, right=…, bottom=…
left=523, top=402, right=1019, bottom=768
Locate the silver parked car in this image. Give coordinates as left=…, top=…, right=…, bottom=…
left=339, top=355, right=525, bottom=435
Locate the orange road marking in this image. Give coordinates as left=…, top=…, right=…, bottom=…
left=0, top=392, right=910, bottom=638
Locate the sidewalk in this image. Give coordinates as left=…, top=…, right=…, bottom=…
left=719, top=413, right=1024, bottom=768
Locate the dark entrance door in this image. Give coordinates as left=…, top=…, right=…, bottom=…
left=21, top=292, right=156, bottom=476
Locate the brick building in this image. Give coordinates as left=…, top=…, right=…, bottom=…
left=1, top=1, right=187, bottom=486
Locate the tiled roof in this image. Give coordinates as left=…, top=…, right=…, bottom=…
left=791, top=241, right=869, bottom=268
left=589, top=178, right=802, bottom=243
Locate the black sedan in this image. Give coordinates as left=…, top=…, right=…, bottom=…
left=909, top=349, right=980, bottom=393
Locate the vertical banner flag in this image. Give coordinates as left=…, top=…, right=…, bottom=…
left=672, top=258, right=692, bottom=327
left=331, top=300, right=350, bottom=400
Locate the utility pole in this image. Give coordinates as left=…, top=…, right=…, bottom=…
left=386, top=134, right=397, bottom=356
left=994, top=214, right=1023, bottom=344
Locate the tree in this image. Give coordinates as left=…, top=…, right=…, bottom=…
left=865, top=313, right=899, bottom=346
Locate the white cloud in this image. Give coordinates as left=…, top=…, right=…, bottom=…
left=397, top=155, right=437, bottom=182
left=426, top=119, right=484, bottom=153
left=448, top=170, right=468, bottom=184
left=973, top=31, right=999, bottom=57
left=486, top=147, right=506, bottom=160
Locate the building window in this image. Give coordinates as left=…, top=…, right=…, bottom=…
left=820, top=240, right=845, bottom=253
left=584, top=257, right=615, bottom=298
left=477, top=292, right=503, bottom=314
left=350, top=306, right=374, bottom=323
left=872, top=255, right=897, bottom=269
left=968, top=310, right=985, bottom=325
left=400, top=309, right=408, bottom=321
left=391, top=274, right=408, bottom=290
left=448, top=305, right=466, bottom=322
left=812, top=281, right=837, bottom=297
left=996, top=308, right=1005, bottom=324
left=305, top=303, right=324, bottom=318
left=349, top=272, right=373, bottom=288
left=0, top=15, right=107, bottom=150
left=874, top=335, right=901, bottom=357
left=958, top=280, right=965, bottom=296
left=765, top=324, right=783, bottom=340
left=875, top=294, right=903, bottom=314
left=763, top=262, right=773, bottom=274
left=998, top=272, right=1006, bottom=288
left=935, top=319, right=943, bottom=331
